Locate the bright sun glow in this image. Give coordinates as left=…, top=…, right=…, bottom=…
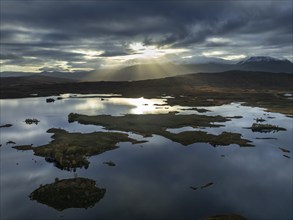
left=129, top=42, right=145, bottom=51
left=110, top=97, right=180, bottom=114
left=203, top=50, right=246, bottom=60
left=99, top=42, right=188, bottom=69
left=74, top=97, right=178, bottom=115
left=129, top=42, right=164, bottom=59
left=75, top=99, right=104, bottom=111
left=112, top=97, right=160, bottom=114
left=127, top=42, right=188, bottom=60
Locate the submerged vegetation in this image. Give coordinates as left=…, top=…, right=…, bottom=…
left=190, top=182, right=214, bottom=191
left=181, top=107, right=211, bottom=113
left=29, top=177, right=106, bottom=211
left=254, top=117, right=266, bottom=122
left=13, top=128, right=143, bottom=171
left=69, top=113, right=252, bottom=146
left=103, top=161, right=116, bottom=166
left=279, top=147, right=290, bottom=153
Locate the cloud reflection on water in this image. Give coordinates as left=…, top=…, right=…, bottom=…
left=0, top=95, right=292, bottom=220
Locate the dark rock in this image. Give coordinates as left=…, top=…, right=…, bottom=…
left=0, top=124, right=13, bottom=128
left=46, top=98, right=55, bottom=103
left=25, top=118, right=40, bottom=125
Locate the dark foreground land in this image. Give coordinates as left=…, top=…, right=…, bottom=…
left=1, top=70, right=292, bottom=115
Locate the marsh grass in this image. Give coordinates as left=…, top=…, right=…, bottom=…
left=13, top=128, right=143, bottom=170
left=247, top=123, right=286, bottom=133
left=68, top=113, right=252, bottom=146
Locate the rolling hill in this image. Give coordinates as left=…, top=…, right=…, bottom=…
left=1, top=56, right=292, bottom=82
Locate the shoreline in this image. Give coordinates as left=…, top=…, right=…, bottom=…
left=1, top=71, right=292, bottom=116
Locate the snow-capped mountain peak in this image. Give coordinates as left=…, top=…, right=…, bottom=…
left=238, top=56, right=291, bottom=64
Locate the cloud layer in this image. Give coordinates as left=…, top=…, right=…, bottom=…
left=1, top=0, right=292, bottom=72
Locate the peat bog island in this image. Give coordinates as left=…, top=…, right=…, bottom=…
left=0, top=1, right=292, bottom=220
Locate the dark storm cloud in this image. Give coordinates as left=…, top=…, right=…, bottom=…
left=1, top=43, right=86, bottom=63
left=0, top=0, right=292, bottom=70
left=0, top=53, right=21, bottom=60
left=204, top=42, right=231, bottom=48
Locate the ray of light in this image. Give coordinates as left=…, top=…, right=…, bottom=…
left=38, top=42, right=191, bottom=81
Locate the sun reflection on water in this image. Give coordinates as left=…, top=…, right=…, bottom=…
left=75, top=99, right=105, bottom=111
left=73, top=96, right=181, bottom=115
left=111, top=97, right=164, bottom=114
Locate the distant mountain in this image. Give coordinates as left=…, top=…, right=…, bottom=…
left=85, top=58, right=292, bottom=81
left=1, top=56, right=292, bottom=82
left=40, top=71, right=88, bottom=81
left=236, top=56, right=292, bottom=73
left=34, top=63, right=193, bottom=82
left=2, top=70, right=292, bottom=99
left=88, top=63, right=193, bottom=81
left=238, top=56, right=291, bottom=64
left=0, top=72, right=35, bottom=77
left=37, top=62, right=241, bottom=81
left=0, top=75, right=76, bottom=86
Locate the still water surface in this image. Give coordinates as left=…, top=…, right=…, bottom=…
left=0, top=95, right=292, bottom=220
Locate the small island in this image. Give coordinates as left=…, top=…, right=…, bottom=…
left=68, top=113, right=252, bottom=146
left=246, top=123, right=286, bottom=133
left=30, top=177, right=106, bottom=211
left=13, top=128, right=144, bottom=171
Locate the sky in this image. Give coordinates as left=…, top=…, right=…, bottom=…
left=0, top=0, right=292, bottom=73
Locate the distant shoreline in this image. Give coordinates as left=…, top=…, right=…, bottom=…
left=1, top=71, right=292, bottom=116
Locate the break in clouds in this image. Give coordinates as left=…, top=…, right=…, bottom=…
left=0, top=0, right=292, bottom=72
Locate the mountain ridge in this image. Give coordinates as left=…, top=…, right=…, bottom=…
left=1, top=56, right=292, bottom=81
left=238, top=56, right=291, bottom=65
